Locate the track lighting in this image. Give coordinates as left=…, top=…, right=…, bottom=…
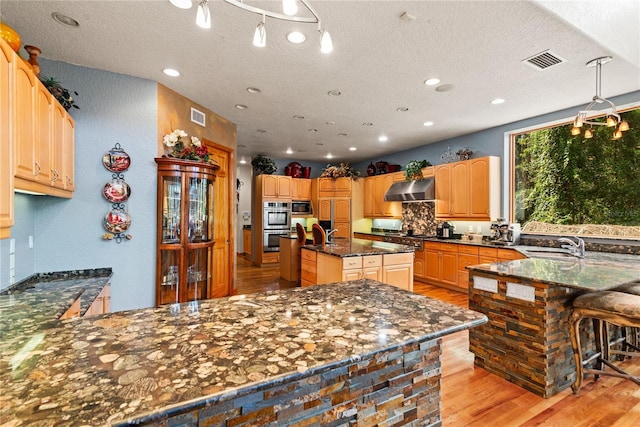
left=572, top=56, right=630, bottom=139
left=169, top=0, right=332, bottom=53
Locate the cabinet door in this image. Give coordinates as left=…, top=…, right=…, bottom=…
left=441, top=251, right=458, bottom=286
left=0, top=40, right=13, bottom=237
left=383, top=264, right=413, bottom=290
left=363, top=178, right=374, bottom=217
left=34, top=84, right=53, bottom=185
left=362, top=267, right=381, bottom=281
left=380, top=174, right=400, bottom=217
left=424, top=250, right=440, bottom=281
left=434, top=165, right=451, bottom=217
left=334, top=177, right=351, bottom=196
left=51, top=103, right=65, bottom=189
left=261, top=175, right=278, bottom=198
left=450, top=161, right=469, bottom=216
left=14, top=59, right=37, bottom=181
left=276, top=175, right=291, bottom=198
left=318, top=177, right=335, bottom=196
left=469, top=158, right=490, bottom=217
left=318, top=199, right=332, bottom=221
left=413, top=250, right=425, bottom=279
left=334, top=198, right=350, bottom=222
left=342, top=269, right=361, bottom=281
left=333, top=221, right=350, bottom=238
left=298, top=179, right=311, bottom=200
left=62, top=113, right=75, bottom=191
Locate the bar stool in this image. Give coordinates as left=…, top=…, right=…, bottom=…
left=295, top=223, right=306, bottom=244
left=569, top=290, right=640, bottom=394
left=609, top=282, right=640, bottom=357
left=311, top=224, right=325, bottom=245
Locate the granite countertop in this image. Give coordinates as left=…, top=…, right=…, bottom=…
left=0, top=268, right=112, bottom=343
left=467, top=257, right=640, bottom=291
left=0, top=280, right=486, bottom=426
left=303, top=237, right=415, bottom=257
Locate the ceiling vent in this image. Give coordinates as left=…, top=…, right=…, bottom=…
left=523, top=50, right=566, bottom=70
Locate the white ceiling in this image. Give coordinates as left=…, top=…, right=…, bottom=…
left=2, top=1, right=639, bottom=163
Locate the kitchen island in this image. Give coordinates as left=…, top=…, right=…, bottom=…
left=301, top=238, right=415, bottom=290
left=467, top=256, right=640, bottom=397
left=0, top=278, right=485, bottom=426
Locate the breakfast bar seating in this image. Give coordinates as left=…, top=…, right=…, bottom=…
left=569, top=291, right=640, bottom=394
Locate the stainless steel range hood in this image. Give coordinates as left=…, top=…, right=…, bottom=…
left=384, top=178, right=436, bottom=202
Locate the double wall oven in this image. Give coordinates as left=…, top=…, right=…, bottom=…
left=263, top=202, right=291, bottom=252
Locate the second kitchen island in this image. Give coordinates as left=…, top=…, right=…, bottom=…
left=301, top=238, right=415, bottom=290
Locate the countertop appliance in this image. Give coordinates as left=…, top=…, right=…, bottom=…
left=436, top=222, right=454, bottom=239
left=291, top=200, right=312, bottom=216
left=490, top=219, right=521, bottom=246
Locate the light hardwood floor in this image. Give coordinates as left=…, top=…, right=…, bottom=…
left=235, top=254, right=640, bottom=426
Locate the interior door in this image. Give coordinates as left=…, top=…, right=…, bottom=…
left=204, top=139, right=233, bottom=298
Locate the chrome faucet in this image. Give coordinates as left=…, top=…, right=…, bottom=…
left=558, top=236, right=585, bottom=258
left=326, top=228, right=338, bottom=243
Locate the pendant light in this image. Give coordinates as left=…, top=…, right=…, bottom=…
left=319, top=28, right=333, bottom=54
left=196, top=0, right=211, bottom=29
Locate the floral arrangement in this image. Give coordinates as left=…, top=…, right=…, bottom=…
left=41, top=76, right=79, bottom=111
left=320, top=163, right=361, bottom=180
left=163, top=129, right=211, bottom=163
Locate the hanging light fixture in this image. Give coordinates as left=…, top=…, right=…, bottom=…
left=253, top=15, right=266, bottom=47
left=169, top=0, right=332, bottom=53
left=571, top=56, right=630, bottom=139
left=196, top=0, right=211, bottom=29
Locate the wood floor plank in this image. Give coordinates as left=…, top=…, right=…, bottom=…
left=236, top=258, right=640, bottom=426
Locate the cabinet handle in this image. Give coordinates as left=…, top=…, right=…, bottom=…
left=34, top=161, right=41, bottom=176
left=51, top=169, right=59, bottom=183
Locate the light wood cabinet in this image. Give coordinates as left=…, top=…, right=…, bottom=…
left=413, top=248, right=425, bottom=279
left=155, top=158, right=219, bottom=306
left=363, top=174, right=401, bottom=218
left=14, top=57, right=37, bottom=182
left=259, top=174, right=291, bottom=199
left=456, top=245, right=479, bottom=290
left=315, top=177, right=352, bottom=198
left=424, top=241, right=458, bottom=287
left=0, top=40, right=13, bottom=239
left=86, top=284, right=112, bottom=316
left=435, top=156, right=500, bottom=220
left=291, top=178, right=311, bottom=200
left=382, top=252, right=414, bottom=291
left=317, top=198, right=332, bottom=221
left=34, top=83, right=53, bottom=186
left=363, top=178, right=374, bottom=217
left=279, top=236, right=298, bottom=282
left=243, top=228, right=252, bottom=255
left=300, top=248, right=317, bottom=287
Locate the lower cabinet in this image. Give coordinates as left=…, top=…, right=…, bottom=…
left=424, top=242, right=458, bottom=287
left=301, top=248, right=317, bottom=287
left=243, top=229, right=252, bottom=256
left=381, top=252, right=414, bottom=291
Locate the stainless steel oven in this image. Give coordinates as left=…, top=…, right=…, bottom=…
left=263, top=230, right=290, bottom=252
left=263, top=202, right=291, bottom=230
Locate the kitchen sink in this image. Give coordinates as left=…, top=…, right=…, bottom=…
left=525, top=249, right=578, bottom=259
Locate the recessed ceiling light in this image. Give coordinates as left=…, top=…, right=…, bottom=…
left=51, top=12, right=79, bottom=27
left=169, top=0, right=193, bottom=9
left=163, top=68, right=180, bottom=77
left=491, top=98, right=506, bottom=105
left=338, top=133, right=348, bottom=137
left=316, top=142, right=324, bottom=146
left=308, top=128, right=318, bottom=132
left=327, top=90, right=342, bottom=96
left=286, top=148, right=293, bottom=154
left=293, top=115, right=305, bottom=120
left=378, top=135, right=388, bottom=142
left=247, top=87, right=261, bottom=94
left=326, top=153, right=333, bottom=159
left=349, top=147, right=357, bottom=151
left=396, top=107, right=409, bottom=112
left=435, top=84, right=455, bottom=92
left=238, top=144, right=246, bottom=148
left=362, top=122, right=373, bottom=126
left=235, top=104, right=248, bottom=110
left=424, top=78, right=440, bottom=86
left=423, top=121, right=434, bottom=127
left=257, top=129, right=267, bottom=133
left=326, top=121, right=335, bottom=125
left=286, top=31, right=306, bottom=44
left=240, top=158, right=247, bottom=164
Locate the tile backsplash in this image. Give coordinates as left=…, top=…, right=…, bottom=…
left=402, top=202, right=437, bottom=235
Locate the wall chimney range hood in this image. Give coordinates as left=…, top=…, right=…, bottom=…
left=384, top=178, right=436, bottom=202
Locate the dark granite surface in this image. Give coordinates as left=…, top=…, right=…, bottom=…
left=467, top=257, right=640, bottom=291
left=0, top=280, right=486, bottom=426
left=302, top=238, right=415, bottom=257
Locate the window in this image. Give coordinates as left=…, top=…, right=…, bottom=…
left=511, top=107, right=640, bottom=239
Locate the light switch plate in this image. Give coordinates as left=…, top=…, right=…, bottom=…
left=474, top=276, right=498, bottom=293
left=29, top=235, right=34, bottom=248
left=506, top=282, right=535, bottom=302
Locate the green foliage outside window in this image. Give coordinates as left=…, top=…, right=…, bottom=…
left=514, top=108, right=640, bottom=228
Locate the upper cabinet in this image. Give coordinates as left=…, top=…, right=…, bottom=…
left=258, top=174, right=291, bottom=200
left=316, top=177, right=351, bottom=198
left=435, top=156, right=500, bottom=220
left=0, top=40, right=14, bottom=239
left=363, top=174, right=402, bottom=219
left=291, top=178, right=311, bottom=200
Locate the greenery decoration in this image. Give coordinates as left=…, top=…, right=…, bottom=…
left=404, top=160, right=432, bottom=181
left=41, top=76, right=79, bottom=111
left=251, top=154, right=277, bottom=174
left=320, top=163, right=361, bottom=180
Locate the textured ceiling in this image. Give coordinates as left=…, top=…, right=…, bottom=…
left=1, top=0, right=639, bottom=163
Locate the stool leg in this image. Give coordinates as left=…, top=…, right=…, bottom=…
left=570, top=311, right=584, bottom=394
left=593, top=319, right=604, bottom=378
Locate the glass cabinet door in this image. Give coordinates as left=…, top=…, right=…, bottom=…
left=162, top=176, right=182, bottom=244
left=158, top=249, right=181, bottom=305
left=186, top=246, right=212, bottom=301
left=188, top=177, right=214, bottom=243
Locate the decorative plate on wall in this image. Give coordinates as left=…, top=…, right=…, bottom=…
left=103, top=209, right=131, bottom=233
left=102, top=143, right=131, bottom=172
left=103, top=180, right=131, bottom=203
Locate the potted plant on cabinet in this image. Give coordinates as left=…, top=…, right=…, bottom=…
left=251, top=155, right=277, bottom=175
left=404, top=160, right=431, bottom=181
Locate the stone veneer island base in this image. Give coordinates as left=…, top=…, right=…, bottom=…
left=0, top=279, right=486, bottom=426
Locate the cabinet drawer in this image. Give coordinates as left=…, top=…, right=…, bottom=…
left=301, top=249, right=317, bottom=262
left=301, top=267, right=317, bottom=283
left=383, top=252, right=414, bottom=266
left=497, top=248, right=525, bottom=260
left=458, top=254, right=480, bottom=271
left=424, top=241, right=458, bottom=253
left=458, top=245, right=479, bottom=255
left=478, top=247, right=498, bottom=258
left=362, top=255, right=382, bottom=268
left=342, top=256, right=363, bottom=270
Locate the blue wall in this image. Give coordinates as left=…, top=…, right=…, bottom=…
left=0, top=59, right=158, bottom=311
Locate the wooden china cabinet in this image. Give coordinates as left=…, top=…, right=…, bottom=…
left=155, top=158, right=219, bottom=306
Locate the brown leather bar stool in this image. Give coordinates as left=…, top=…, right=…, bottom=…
left=295, top=223, right=306, bottom=244
left=609, top=282, right=640, bottom=357
left=311, top=224, right=325, bottom=245
left=569, top=290, right=640, bottom=394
